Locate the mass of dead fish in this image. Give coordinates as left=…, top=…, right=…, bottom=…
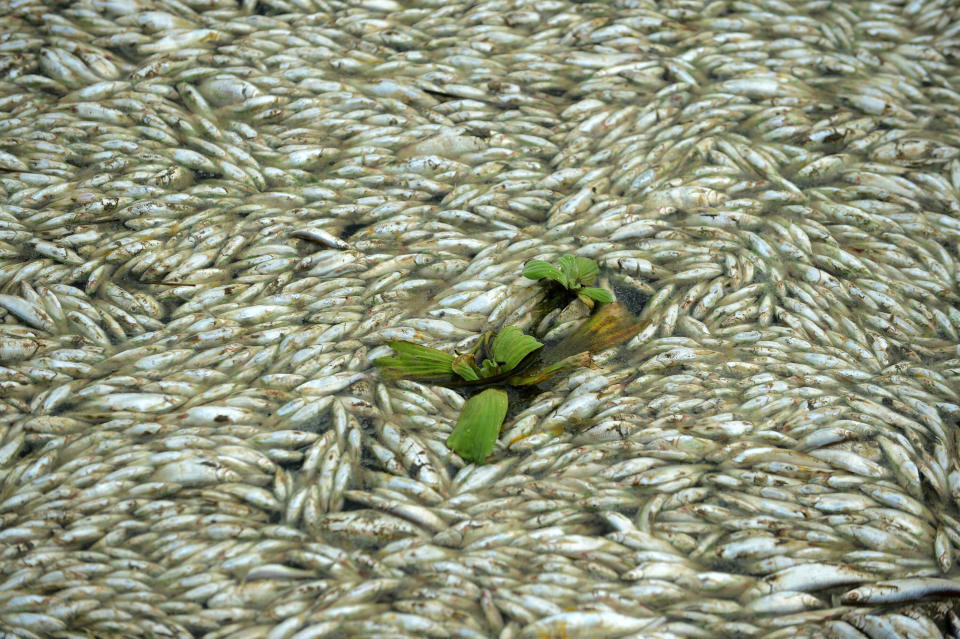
left=2, top=0, right=960, bottom=637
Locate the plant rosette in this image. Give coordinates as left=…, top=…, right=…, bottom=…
left=374, top=303, right=645, bottom=465
left=375, top=326, right=543, bottom=464
left=523, top=254, right=614, bottom=308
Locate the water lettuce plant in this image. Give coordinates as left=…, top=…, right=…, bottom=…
left=373, top=325, right=543, bottom=387
left=451, top=326, right=543, bottom=382
left=523, top=254, right=614, bottom=308
left=375, top=326, right=544, bottom=464
left=375, top=302, right=644, bottom=464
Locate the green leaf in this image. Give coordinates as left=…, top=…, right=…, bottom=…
left=522, top=260, right=563, bottom=282
left=491, top=326, right=543, bottom=373
left=575, top=257, right=600, bottom=286
left=446, top=388, right=508, bottom=464
left=556, top=255, right=580, bottom=289
left=579, top=287, right=614, bottom=304
left=385, top=341, right=452, bottom=361
left=451, top=354, right=481, bottom=381
left=373, top=340, right=455, bottom=380
left=479, top=358, right=500, bottom=378
left=373, top=361, right=454, bottom=380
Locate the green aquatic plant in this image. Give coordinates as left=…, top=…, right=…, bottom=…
left=445, top=388, right=509, bottom=464
left=375, top=302, right=644, bottom=464
left=523, top=254, right=614, bottom=308
left=451, top=326, right=544, bottom=382
left=373, top=325, right=543, bottom=385
left=375, top=326, right=544, bottom=464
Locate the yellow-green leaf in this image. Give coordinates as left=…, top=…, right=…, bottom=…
left=523, top=260, right=563, bottom=282
left=545, top=301, right=644, bottom=366
left=580, top=286, right=614, bottom=304
left=575, top=257, right=600, bottom=285
left=373, top=340, right=455, bottom=380
left=385, top=340, right=453, bottom=361
left=452, top=353, right=481, bottom=381
left=510, top=302, right=644, bottom=385
left=556, top=255, right=579, bottom=289
left=479, top=358, right=500, bottom=378
left=491, top=326, right=543, bottom=372
left=446, top=388, right=508, bottom=464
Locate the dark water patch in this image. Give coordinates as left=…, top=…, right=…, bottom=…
left=612, top=280, right=651, bottom=317
left=341, top=223, right=365, bottom=239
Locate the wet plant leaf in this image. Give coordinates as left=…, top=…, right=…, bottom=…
left=480, top=358, right=500, bottom=378
left=575, top=256, right=600, bottom=286
left=545, top=301, right=644, bottom=366
left=523, top=255, right=611, bottom=305
left=579, top=287, right=614, bottom=304
left=433, top=348, right=543, bottom=389
left=523, top=260, right=563, bottom=283
left=446, top=388, right=508, bottom=464
left=508, top=352, right=594, bottom=386
left=452, top=353, right=480, bottom=381
left=510, top=302, right=644, bottom=386
left=491, top=326, right=543, bottom=372
left=373, top=340, right=456, bottom=380
left=556, top=254, right=579, bottom=288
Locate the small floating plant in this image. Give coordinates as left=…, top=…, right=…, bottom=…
left=522, top=254, right=614, bottom=308
left=375, top=256, right=644, bottom=464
